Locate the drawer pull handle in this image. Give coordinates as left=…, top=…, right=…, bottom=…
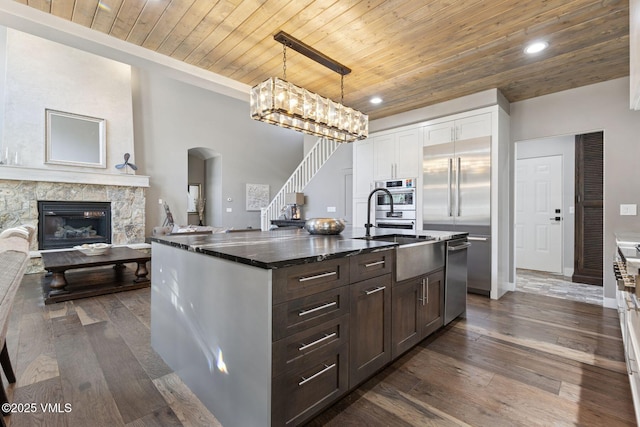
left=364, top=286, right=386, bottom=295
left=364, top=260, right=385, bottom=268
left=298, top=363, right=336, bottom=386
left=298, top=301, right=337, bottom=317
left=299, top=332, right=337, bottom=351
left=298, top=271, right=337, bottom=282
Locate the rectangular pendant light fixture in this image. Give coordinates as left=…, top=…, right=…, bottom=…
left=250, top=32, right=368, bottom=143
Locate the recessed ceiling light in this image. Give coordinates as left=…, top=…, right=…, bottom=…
left=524, top=41, right=548, bottom=54
left=370, top=97, right=383, bottom=104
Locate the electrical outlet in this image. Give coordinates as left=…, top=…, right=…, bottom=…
left=620, top=204, right=637, bottom=216
left=327, top=206, right=336, bottom=212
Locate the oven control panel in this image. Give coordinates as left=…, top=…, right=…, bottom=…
left=376, top=178, right=415, bottom=189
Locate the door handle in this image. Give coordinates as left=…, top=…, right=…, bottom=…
left=448, top=242, right=472, bottom=251
left=457, top=157, right=461, bottom=217
left=448, top=158, right=453, bottom=217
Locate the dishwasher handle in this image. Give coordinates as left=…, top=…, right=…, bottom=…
left=448, top=242, right=472, bottom=252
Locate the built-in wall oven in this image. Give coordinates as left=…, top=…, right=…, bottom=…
left=375, top=178, right=416, bottom=230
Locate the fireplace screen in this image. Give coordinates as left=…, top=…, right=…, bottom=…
left=38, top=201, right=111, bottom=250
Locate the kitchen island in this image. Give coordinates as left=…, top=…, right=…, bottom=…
left=149, top=227, right=465, bottom=427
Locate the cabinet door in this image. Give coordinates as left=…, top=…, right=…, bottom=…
left=353, top=199, right=369, bottom=229
left=394, top=128, right=421, bottom=179
left=349, top=274, right=392, bottom=387
left=373, top=134, right=396, bottom=180
left=455, top=113, right=491, bottom=140
left=391, top=278, right=421, bottom=359
left=423, top=121, right=454, bottom=146
left=353, top=139, right=375, bottom=199
left=422, top=269, right=445, bottom=337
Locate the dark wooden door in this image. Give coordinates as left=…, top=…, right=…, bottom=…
left=349, top=274, right=392, bottom=387
left=573, top=131, right=603, bottom=285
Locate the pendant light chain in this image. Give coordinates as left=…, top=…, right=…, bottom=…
left=283, top=43, right=287, bottom=81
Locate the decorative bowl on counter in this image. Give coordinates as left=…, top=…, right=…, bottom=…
left=304, top=218, right=346, bottom=235
left=73, top=243, right=112, bottom=256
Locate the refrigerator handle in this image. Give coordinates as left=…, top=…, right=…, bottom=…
left=448, top=158, right=453, bottom=217
left=457, top=157, right=461, bottom=217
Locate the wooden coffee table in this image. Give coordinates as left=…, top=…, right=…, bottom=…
left=41, top=247, right=151, bottom=304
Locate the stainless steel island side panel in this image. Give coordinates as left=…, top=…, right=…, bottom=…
left=151, top=242, right=272, bottom=427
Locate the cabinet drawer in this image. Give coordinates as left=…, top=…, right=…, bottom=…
left=273, top=258, right=350, bottom=305
left=273, top=314, right=349, bottom=377
left=273, top=286, right=349, bottom=341
left=272, top=342, right=349, bottom=426
left=349, top=249, right=394, bottom=283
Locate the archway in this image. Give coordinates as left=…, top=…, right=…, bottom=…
left=188, top=147, right=220, bottom=226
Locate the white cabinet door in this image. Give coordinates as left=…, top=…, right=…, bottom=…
left=353, top=139, right=375, bottom=199
left=373, top=134, right=396, bottom=180
left=423, top=113, right=491, bottom=146
left=456, top=113, right=491, bottom=140
left=423, top=121, right=454, bottom=146
left=353, top=199, right=370, bottom=228
left=395, top=129, right=421, bottom=179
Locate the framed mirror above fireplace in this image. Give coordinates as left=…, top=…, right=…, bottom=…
left=45, top=109, right=106, bottom=168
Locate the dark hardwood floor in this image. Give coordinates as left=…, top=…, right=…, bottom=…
left=2, top=271, right=634, bottom=426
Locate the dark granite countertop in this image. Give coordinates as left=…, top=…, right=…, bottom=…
left=148, top=226, right=467, bottom=270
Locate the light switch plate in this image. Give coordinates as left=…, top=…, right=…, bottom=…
left=327, top=206, right=336, bottom=212
left=620, top=204, right=637, bottom=216
left=226, top=208, right=232, bottom=213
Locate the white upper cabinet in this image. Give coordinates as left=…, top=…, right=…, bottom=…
left=423, top=113, right=491, bottom=146
left=423, top=121, right=455, bottom=145
left=456, top=113, right=492, bottom=140
left=373, top=128, right=421, bottom=180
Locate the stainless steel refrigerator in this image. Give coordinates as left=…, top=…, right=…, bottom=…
left=423, top=137, right=491, bottom=295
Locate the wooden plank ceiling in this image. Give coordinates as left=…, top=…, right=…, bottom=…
left=15, top=0, right=630, bottom=120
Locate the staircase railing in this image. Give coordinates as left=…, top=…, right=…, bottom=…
left=261, top=138, right=341, bottom=230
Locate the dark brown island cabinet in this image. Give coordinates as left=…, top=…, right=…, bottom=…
left=151, top=232, right=458, bottom=427
left=392, top=269, right=444, bottom=358
left=271, top=249, right=443, bottom=426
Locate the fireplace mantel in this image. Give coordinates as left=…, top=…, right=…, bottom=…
left=0, top=165, right=149, bottom=187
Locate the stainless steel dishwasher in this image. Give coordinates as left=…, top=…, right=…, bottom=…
left=445, top=237, right=471, bottom=324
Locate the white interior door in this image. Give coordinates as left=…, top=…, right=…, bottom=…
left=515, top=155, right=563, bottom=273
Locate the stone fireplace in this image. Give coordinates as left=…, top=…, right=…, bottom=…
left=0, top=172, right=147, bottom=273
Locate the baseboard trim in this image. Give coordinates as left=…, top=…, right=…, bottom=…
left=603, top=297, right=616, bottom=309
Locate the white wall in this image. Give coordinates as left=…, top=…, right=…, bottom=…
left=0, top=27, right=5, bottom=148
left=516, top=136, right=575, bottom=276
left=1, top=28, right=134, bottom=172
left=303, top=144, right=353, bottom=221
left=131, top=69, right=304, bottom=230
left=632, top=0, right=640, bottom=109
left=510, top=77, right=640, bottom=303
